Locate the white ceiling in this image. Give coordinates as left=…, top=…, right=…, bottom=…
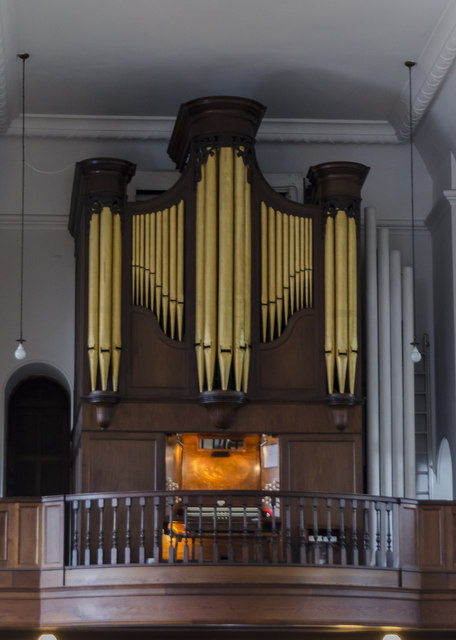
left=0, top=0, right=455, bottom=142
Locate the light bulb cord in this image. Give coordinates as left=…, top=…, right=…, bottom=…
left=17, top=53, right=29, bottom=345
left=406, top=60, right=419, bottom=350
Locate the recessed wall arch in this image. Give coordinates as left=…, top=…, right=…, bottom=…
left=4, top=362, right=72, bottom=497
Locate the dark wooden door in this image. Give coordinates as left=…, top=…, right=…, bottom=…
left=6, top=377, right=70, bottom=497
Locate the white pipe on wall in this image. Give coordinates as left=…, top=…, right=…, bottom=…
left=365, top=207, right=380, bottom=496
left=378, top=228, right=393, bottom=496
left=390, top=250, right=404, bottom=497
left=402, top=266, right=416, bottom=498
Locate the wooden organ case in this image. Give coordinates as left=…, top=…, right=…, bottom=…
left=69, top=96, right=369, bottom=496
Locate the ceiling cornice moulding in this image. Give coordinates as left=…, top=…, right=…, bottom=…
left=390, top=0, right=456, bottom=141
left=5, top=114, right=399, bottom=144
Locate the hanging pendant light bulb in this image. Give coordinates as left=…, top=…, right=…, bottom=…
left=14, top=53, right=29, bottom=361
left=405, top=60, right=422, bottom=364
left=14, top=341, right=26, bottom=360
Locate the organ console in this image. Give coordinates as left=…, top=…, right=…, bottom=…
left=69, top=96, right=368, bottom=500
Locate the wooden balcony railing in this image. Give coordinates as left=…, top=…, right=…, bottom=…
left=65, top=491, right=408, bottom=568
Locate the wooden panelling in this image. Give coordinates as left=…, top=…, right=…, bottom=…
left=419, top=505, right=445, bottom=569
left=281, top=435, right=362, bottom=494
left=127, top=310, right=189, bottom=394
left=17, top=504, right=40, bottom=567
left=398, top=501, right=418, bottom=570
left=258, top=313, right=320, bottom=395
left=83, top=432, right=164, bottom=492
left=0, top=507, right=8, bottom=563
left=42, top=499, right=64, bottom=568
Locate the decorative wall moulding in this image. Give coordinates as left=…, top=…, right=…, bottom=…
left=0, top=213, right=68, bottom=230
left=6, top=113, right=400, bottom=145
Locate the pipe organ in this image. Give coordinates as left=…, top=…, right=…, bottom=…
left=69, top=97, right=369, bottom=497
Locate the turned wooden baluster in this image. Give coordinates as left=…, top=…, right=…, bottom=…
left=326, top=498, right=333, bottom=565
left=386, top=502, right=393, bottom=568
left=351, top=499, right=359, bottom=566
left=272, top=494, right=280, bottom=564
left=97, top=498, right=104, bottom=566
left=153, top=495, right=160, bottom=562
left=256, top=495, right=264, bottom=563
left=339, top=498, right=347, bottom=566
left=124, top=497, right=131, bottom=564
left=312, top=497, right=320, bottom=564
left=212, top=495, right=219, bottom=563
left=168, top=495, right=175, bottom=564
left=362, top=500, right=371, bottom=566
left=139, top=496, right=146, bottom=563
left=197, top=496, right=203, bottom=563
left=183, top=495, right=189, bottom=564
left=227, top=496, right=234, bottom=563
left=71, top=499, right=80, bottom=567
left=111, top=498, right=118, bottom=565
left=285, top=496, right=292, bottom=564
left=375, top=501, right=382, bottom=567
left=84, top=499, right=91, bottom=566
left=242, top=495, right=249, bottom=564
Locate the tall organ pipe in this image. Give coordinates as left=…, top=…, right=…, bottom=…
left=402, top=266, right=416, bottom=498
left=365, top=207, right=380, bottom=497
left=378, top=228, right=393, bottom=496
left=390, top=249, right=404, bottom=497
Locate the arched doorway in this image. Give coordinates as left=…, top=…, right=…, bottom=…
left=6, top=376, right=70, bottom=497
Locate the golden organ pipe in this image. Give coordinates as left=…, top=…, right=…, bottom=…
left=135, top=214, right=140, bottom=305
left=268, top=206, right=276, bottom=341
left=162, top=208, right=170, bottom=335
left=88, top=212, right=99, bottom=392
left=149, top=211, right=156, bottom=312
left=275, top=210, right=283, bottom=337
left=283, top=214, right=289, bottom=325
left=300, top=217, right=305, bottom=309
left=233, top=149, right=246, bottom=391
left=139, top=213, right=145, bottom=307
left=348, top=215, right=358, bottom=394
left=335, top=209, right=348, bottom=393
left=111, top=212, right=122, bottom=392
left=144, top=213, right=150, bottom=309
left=218, top=147, right=234, bottom=390
left=243, top=171, right=251, bottom=393
left=261, top=202, right=268, bottom=342
left=289, top=215, right=295, bottom=314
left=324, top=213, right=335, bottom=394
left=169, top=204, right=177, bottom=339
left=131, top=214, right=136, bottom=304
left=195, top=164, right=206, bottom=391
left=155, top=211, right=162, bottom=323
left=99, top=206, right=113, bottom=391
left=309, top=218, right=313, bottom=308
left=295, top=215, right=300, bottom=310
left=204, top=151, right=218, bottom=391
left=305, top=218, right=311, bottom=308
left=177, top=200, right=184, bottom=341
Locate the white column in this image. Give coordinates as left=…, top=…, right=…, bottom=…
left=390, top=250, right=404, bottom=497
left=365, top=207, right=380, bottom=497
left=378, top=228, right=392, bottom=496
left=402, top=266, right=416, bottom=498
